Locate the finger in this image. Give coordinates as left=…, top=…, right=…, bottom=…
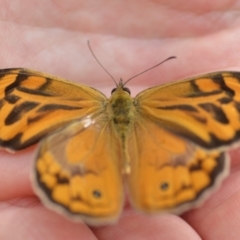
left=93, top=209, right=201, bottom=240
left=0, top=203, right=97, bottom=240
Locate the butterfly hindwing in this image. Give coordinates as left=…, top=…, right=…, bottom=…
left=32, top=117, right=124, bottom=226
left=126, top=117, right=229, bottom=214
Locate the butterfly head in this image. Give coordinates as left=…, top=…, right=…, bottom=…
left=111, top=79, right=131, bottom=95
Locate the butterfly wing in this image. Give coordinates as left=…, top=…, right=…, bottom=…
left=32, top=116, right=124, bottom=226
left=136, top=71, right=240, bottom=150
left=127, top=71, right=237, bottom=214
left=0, top=68, right=106, bottom=151
left=126, top=116, right=229, bottom=214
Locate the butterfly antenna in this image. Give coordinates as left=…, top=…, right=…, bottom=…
left=123, top=56, right=176, bottom=86
left=88, top=41, right=118, bottom=87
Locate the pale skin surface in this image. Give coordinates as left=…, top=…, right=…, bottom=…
left=0, top=0, right=240, bottom=239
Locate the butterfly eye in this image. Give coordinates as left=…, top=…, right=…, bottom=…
left=111, top=87, right=131, bottom=95
left=111, top=88, right=117, bottom=94
left=123, top=87, right=131, bottom=95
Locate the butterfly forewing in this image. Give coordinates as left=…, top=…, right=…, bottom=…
left=0, top=68, right=106, bottom=151
left=136, top=72, right=240, bottom=150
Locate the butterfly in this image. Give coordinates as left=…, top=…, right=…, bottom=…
left=0, top=68, right=239, bottom=226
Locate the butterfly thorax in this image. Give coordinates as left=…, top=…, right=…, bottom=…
left=109, top=86, right=135, bottom=133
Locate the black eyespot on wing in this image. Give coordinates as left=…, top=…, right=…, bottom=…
left=92, top=190, right=102, bottom=198
left=160, top=182, right=169, bottom=191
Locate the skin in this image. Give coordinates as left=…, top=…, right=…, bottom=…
left=0, top=0, right=240, bottom=239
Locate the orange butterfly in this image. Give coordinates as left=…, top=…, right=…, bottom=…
left=0, top=68, right=238, bottom=226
